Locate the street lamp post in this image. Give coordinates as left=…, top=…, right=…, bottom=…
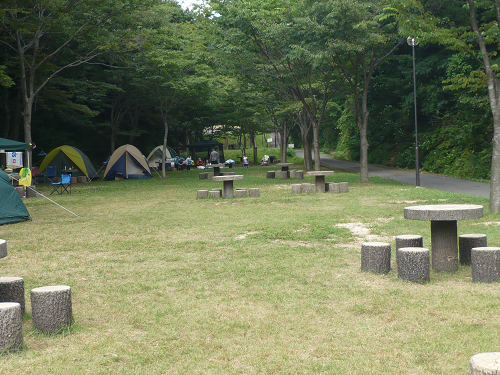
left=407, top=37, right=420, bottom=187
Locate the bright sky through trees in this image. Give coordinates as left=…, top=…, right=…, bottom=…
left=178, top=0, right=202, bottom=9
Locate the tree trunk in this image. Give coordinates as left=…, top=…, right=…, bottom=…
left=280, top=122, right=288, bottom=163
left=359, top=123, right=369, bottom=183
left=302, top=127, right=313, bottom=170
left=469, top=0, right=500, bottom=212
left=22, top=100, right=33, bottom=169
left=312, top=120, right=321, bottom=171
left=358, top=75, right=371, bottom=183
left=162, top=119, right=169, bottom=179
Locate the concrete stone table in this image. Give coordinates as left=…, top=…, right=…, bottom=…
left=306, top=171, right=335, bottom=193
left=207, top=163, right=225, bottom=177
left=404, top=204, right=483, bottom=272
left=276, top=163, right=294, bottom=172
left=212, top=174, right=244, bottom=198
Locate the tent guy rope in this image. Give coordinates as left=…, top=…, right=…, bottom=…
left=10, top=175, right=80, bottom=218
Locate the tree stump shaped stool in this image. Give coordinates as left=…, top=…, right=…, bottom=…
left=361, top=242, right=391, bottom=274
left=471, top=247, right=500, bottom=283
left=0, top=239, right=6, bottom=259
left=395, top=235, right=423, bottom=250
left=0, top=302, right=22, bottom=353
left=278, top=170, right=288, bottom=180
left=295, top=170, right=304, bottom=180
left=248, top=188, right=260, bottom=198
left=0, top=277, right=25, bottom=314
left=395, top=235, right=423, bottom=268
left=470, top=352, right=500, bottom=375
left=31, top=285, right=73, bottom=334
left=199, top=172, right=208, bottom=180
left=266, top=171, right=275, bottom=179
left=397, top=247, right=430, bottom=283
left=459, top=234, right=487, bottom=266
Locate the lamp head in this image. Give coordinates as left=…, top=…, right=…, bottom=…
left=407, top=37, right=419, bottom=47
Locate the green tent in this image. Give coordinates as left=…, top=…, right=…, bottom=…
left=0, top=137, right=30, bottom=150
left=0, top=169, right=30, bottom=225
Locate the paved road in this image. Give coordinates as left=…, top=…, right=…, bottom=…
left=294, top=150, right=490, bottom=199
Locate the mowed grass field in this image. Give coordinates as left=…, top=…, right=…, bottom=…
left=1, top=164, right=499, bottom=374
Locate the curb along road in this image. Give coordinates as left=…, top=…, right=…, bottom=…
left=294, top=150, right=489, bottom=199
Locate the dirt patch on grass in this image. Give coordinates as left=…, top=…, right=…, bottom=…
left=334, top=221, right=392, bottom=244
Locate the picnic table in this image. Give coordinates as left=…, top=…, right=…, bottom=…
left=404, top=204, right=484, bottom=272
left=306, top=171, right=335, bottom=193
left=276, top=163, right=294, bottom=172
left=207, top=163, right=225, bottom=176
left=212, top=174, right=244, bottom=198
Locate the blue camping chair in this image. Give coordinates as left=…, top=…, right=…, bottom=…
left=44, top=166, right=56, bottom=184
left=50, top=174, right=71, bottom=195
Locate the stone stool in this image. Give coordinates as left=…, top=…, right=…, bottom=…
left=361, top=242, right=391, bottom=274
left=15, top=186, right=24, bottom=198
left=77, top=176, right=87, bottom=183
left=197, top=190, right=209, bottom=199
left=326, top=182, right=339, bottom=193
left=291, top=184, right=302, bottom=194
left=248, top=188, right=260, bottom=198
left=459, top=234, right=487, bottom=266
left=26, top=186, right=37, bottom=198
left=339, top=182, right=349, bottom=193
left=208, top=190, right=221, bottom=199
left=235, top=188, right=247, bottom=198
left=266, top=171, right=275, bottom=179
left=302, top=183, right=315, bottom=193
left=397, top=247, right=430, bottom=283
left=31, top=285, right=73, bottom=334
left=470, top=352, right=500, bottom=375
left=471, top=247, right=500, bottom=283
left=395, top=235, right=423, bottom=267
left=278, top=171, right=288, bottom=180
left=0, top=277, right=25, bottom=314
left=289, top=170, right=296, bottom=178
left=295, top=170, right=304, bottom=180
left=395, top=235, right=423, bottom=250
left=0, top=239, right=6, bottom=259
left=0, top=302, right=22, bottom=353
left=199, top=172, right=208, bottom=180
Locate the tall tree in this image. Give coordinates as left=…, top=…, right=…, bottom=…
left=0, top=0, right=152, bottom=166
left=467, top=0, right=500, bottom=212
left=308, top=0, right=403, bottom=182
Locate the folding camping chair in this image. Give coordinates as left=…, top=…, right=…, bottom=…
left=50, top=174, right=71, bottom=195
left=44, top=166, right=56, bottom=184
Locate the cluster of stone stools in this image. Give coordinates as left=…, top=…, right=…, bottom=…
left=0, top=239, right=73, bottom=353
left=361, top=233, right=498, bottom=283
left=291, top=182, right=348, bottom=194
left=267, top=170, right=304, bottom=180
left=197, top=187, right=260, bottom=199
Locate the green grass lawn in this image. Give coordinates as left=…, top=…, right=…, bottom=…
left=1, top=164, right=498, bottom=374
